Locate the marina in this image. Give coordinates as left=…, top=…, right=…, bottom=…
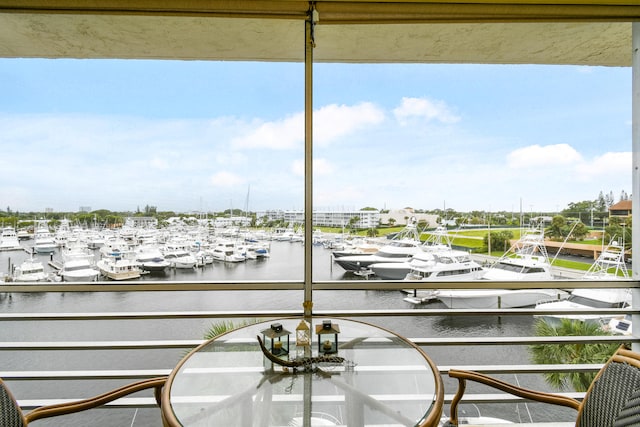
left=0, top=224, right=628, bottom=426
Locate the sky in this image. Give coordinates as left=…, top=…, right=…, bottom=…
left=0, top=59, right=632, bottom=215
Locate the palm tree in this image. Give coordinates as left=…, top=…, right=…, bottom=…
left=203, top=319, right=257, bottom=340
left=529, top=319, right=621, bottom=391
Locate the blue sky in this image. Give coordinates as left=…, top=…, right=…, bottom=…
left=0, top=59, right=632, bottom=214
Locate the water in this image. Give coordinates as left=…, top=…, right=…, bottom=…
left=0, top=241, right=576, bottom=426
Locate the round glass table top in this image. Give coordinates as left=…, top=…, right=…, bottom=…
left=164, top=318, right=440, bottom=427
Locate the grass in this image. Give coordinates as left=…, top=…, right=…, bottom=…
left=550, top=258, right=592, bottom=271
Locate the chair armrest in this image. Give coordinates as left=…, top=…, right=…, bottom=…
left=24, top=377, right=166, bottom=423
left=446, top=369, right=579, bottom=426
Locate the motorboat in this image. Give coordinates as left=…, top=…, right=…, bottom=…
left=331, top=237, right=383, bottom=258
left=59, top=258, right=100, bottom=282
left=163, top=250, right=197, bottom=269
left=420, top=228, right=568, bottom=308
left=436, top=288, right=569, bottom=309
left=211, top=240, right=246, bottom=263
left=12, top=257, right=51, bottom=282
left=96, top=257, right=142, bottom=280
left=482, top=228, right=553, bottom=281
left=534, top=239, right=631, bottom=326
left=32, top=220, right=57, bottom=254
left=534, top=287, right=631, bottom=326
left=333, top=238, right=424, bottom=272
left=136, top=245, right=171, bottom=272
left=403, top=250, right=486, bottom=281
left=371, top=227, right=455, bottom=279
left=0, top=227, right=22, bottom=251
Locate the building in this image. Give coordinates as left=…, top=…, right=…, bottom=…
left=256, top=209, right=381, bottom=229
left=609, top=200, right=632, bottom=222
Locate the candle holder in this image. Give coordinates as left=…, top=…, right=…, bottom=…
left=260, top=323, right=291, bottom=357
left=315, top=320, right=340, bottom=354
left=295, top=319, right=311, bottom=358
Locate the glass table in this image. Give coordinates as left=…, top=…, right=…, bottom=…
left=161, top=318, right=443, bottom=427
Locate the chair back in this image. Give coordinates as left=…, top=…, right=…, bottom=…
left=578, top=348, right=640, bottom=427
left=0, top=379, right=26, bottom=427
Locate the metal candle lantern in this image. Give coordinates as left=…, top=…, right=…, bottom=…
left=315, top=320, right=340, bottom=354
left=260, top=323, right=291, bottom=357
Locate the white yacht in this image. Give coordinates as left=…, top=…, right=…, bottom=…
left=163, top=248, right=197, bottom=269
left=534, top=239, right=631, bottom=326
left=96, top=257, right=142, bottom=280
left=211, top=240, right=246, bottom=263
left=404, top=250, right=486, bottom=281
left=333, top=223, right=425, bottom=272
left=0, top=227, right=22, bottom=251
left=482, top=228, right=554, bottom=281
left=12, top=257, right=50, bottom=282
left=333, top=238, right=424, bottom=272
left=32, top=221, right=57, bottom=254
left=371, top=227, right=453, bottom=279
left=534, top=287, right=631, bottom=326
left=420, top=228, right=567, bottom=308
left=136, top=245, right=171, bottom=272
left=59, top=258, right=100, bottom=282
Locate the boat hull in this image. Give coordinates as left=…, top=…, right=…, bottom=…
left=436, top=289, right=568, bottom=309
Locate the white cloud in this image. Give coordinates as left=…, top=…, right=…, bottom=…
left=231, top=113, right=303, bottom=150
left=393, top=97, right=460, bottom=125
left=210, top=171, right=246, bottom=187
left=575, top=151, right=631, bottom=179
left=230, top=102, right=385, bottom=150
left=507, top=144, right=583, bottom=169
left=314, top=103, right=385, bottom=146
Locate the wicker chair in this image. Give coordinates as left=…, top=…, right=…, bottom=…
left=0, top=376, right=166, bottom=426
left=446, top=347, right=640, bottom=426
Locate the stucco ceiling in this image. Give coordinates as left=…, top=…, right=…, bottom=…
left=0, top=1, right=635, bottom=66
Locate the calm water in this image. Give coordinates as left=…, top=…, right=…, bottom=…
left=0, top=241, right=575, bottom=426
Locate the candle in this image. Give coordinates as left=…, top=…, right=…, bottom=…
left=323, top=340, right=332, bottom=350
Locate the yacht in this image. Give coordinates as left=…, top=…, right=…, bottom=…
left=333, top=222, right=431, bottom=272
left=420, top=228, right=567, bottom=308
left=12, top=257, right=50, bottom=282
left=136, top=245, right=171, bottom=272
left=0, top=227, right=22, bottom=251
left=209, top=240, right=246, bottom=263
left=59, top=258, right=100, bottom=282
left=32, top=220, right=57, bottom=254
left=96, top=257, right=142, bottom=280
left=482, top=228, right=553, bottom=281
left=534, top=288, right=631, bottom=326
left=163, top=249, right=197, bottom=269
left=534, top=239, right=631, bottom=326
left=404, top=250, right=486, bottom=282
left=371, top=227, right=453, bottom=279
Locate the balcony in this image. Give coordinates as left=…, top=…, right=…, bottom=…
left=1, top=1, right=639, bottom=426
left=1, top=277, right=637, bottom=426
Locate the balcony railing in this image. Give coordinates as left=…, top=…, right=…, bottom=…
left=1, top=279, right=637, bottom=426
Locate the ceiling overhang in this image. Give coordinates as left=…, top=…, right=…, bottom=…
left=0, top=1, right=638, bottom=65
